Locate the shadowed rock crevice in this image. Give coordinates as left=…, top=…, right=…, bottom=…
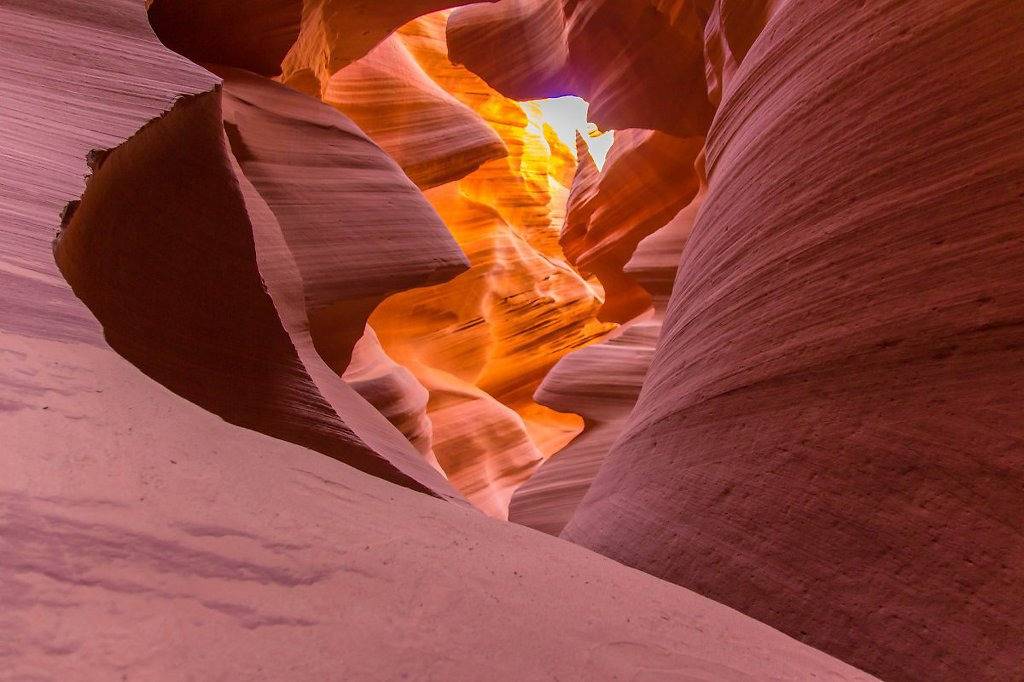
left=53, top=73, right=467, bottom=503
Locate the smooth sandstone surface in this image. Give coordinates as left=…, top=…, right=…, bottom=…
left=563, top=1, right=1024, bottom=679
left=343, top=325, right=441, bottom=470
left=52, top=59, right=466, bottom=501
left=2, top=335, right=875, bottom=680
left=147, top=0, right=302, bottom=75
left=276, top=8, right=599, bottom=514
left=508, top=319, right=657, bottom=535
left=1, top=1, right=879, bottom=679
left=281, top=0, right=499, bottom=92
left=320, top=35, right=506, bottom=189
left=6, top=0, right=1019, bottom=679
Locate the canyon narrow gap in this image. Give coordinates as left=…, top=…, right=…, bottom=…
left=2, top=1, right=1021, bottom=680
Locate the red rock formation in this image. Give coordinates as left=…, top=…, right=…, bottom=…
left=701, top=0, right=788, bottom=107
left=353, top=13, right=616, bottom=516
left=51, top=51, right=467, bottom=500
left=280, top=0, right=499, bottom=93
left=508, top=319, right=657, bottom=534
left=173, top=5, right=618, bottom=517
left=563, top=1, right=1024, bottom=679
left=319, top=35, right=506, bottom=189
left=371, top=179, right=609, bottom=517
left=562, top=130, right=703, bottom=321
left=510, top=191, right=702, bottom=534
left=343, top=325, right=441, bottom=470
left=447, top=0, right=713, bottom=135
left=1, top=3, right=881, bottom=680
left=147, top=0, right=301, bottom=75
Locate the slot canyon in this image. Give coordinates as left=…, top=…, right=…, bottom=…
left=1, top=0, right=1021, bottom=680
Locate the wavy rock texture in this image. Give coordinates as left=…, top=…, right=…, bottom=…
left=147, top=0, right=302, bottom=75
left=508, top=320, right=657, bottom=535
left=319, top=12, right=612, bottom=517
left=447, top=0, right=714, bottom=135
left=280, top=0, right=498, bottom=93
left=53, top=54, right=466, bottom=501
left=343, top=325, right=440, bottom=471
left=318, top=34, right=506, bottom=189
left=1, top=2, right=881, bottom=680
left=701, top=0, right=789, bottom=108
left=563, top=130, right=703, bottom=321
left=270, top=8, right=618, bottom=516
left=152, top=2, right=622, bottom=518
left=563, top=1, right=1024, bottom=680
left=510, top=187, right=703, bottom=535
left=371, top=166, right=611, bottom=518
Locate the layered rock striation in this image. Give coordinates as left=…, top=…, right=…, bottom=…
left=561, top=1, right=1024, bottom=680
left=4, top=0, right=1020, bottom=679
left=447, top=0, right=713, bottom=135
left=510, top=184, right=703, bottom=534
left=334, top=12, right=616, bottom=516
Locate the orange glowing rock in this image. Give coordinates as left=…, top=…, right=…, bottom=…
left=511, top=179, right=705, bottom=534
left=280, top=0, right=500, bottom=93
left=312, top=12, right=616, bottom=515
left=317, top=35, right=506, bottom=189
left=371, top=178, right=611, bottom=516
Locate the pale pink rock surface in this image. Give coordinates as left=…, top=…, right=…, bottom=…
left=343, top=325, right=441, bottom=470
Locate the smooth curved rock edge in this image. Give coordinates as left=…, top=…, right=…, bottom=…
left=55, top=71, right=468, bottom=504
left=447, top=0, right=714, bottom=136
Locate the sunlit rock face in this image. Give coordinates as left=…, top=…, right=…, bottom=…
left=319, top=35, right=507, bottom=189
left=367, top=14, right=617, bottom=517
left=3, top=2, right=883, bottom=679
left=445, top=0, right=710, bottom=324
left=563, top=130, right=703, bottom=322
left=153, top=1, right=628, bottom=518
left=249, top=6, right=621, bottom=517
left=278, top=0, right=500, bottom=87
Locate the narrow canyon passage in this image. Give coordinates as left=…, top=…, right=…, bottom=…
left=146, top=5, right=684, bottom=522
left=3, top=1, right=1021, bottom=680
